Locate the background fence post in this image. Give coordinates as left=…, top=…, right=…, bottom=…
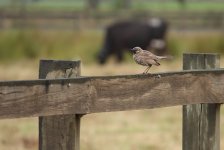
left=38, top=60, right=82, bottom=150
left=182, top=53, right=220, bottom=150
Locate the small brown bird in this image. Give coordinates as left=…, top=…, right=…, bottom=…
left=131, top=47, right=171, bottom=74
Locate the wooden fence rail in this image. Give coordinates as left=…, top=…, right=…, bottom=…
left=0, top=53, right=223, bottom=150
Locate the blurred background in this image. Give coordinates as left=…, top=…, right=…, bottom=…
left=0, top=0, right=224, bottom=150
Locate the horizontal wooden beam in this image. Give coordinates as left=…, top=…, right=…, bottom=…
left=0, top=69, right=224, bottom=119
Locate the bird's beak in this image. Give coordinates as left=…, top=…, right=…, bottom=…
left=130, top=49, right=135, bottom=53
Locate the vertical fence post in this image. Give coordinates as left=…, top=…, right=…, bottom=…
left=183, top=53, right=220, bottom=150
left=39, top=60, right=82, bottom=150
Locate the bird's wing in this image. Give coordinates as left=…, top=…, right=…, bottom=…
left=136, top=53, right=160, bottom=66
left=141, top=50, right=159, bottom=60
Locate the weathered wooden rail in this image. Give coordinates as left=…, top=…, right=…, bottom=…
left=0, top=53, right=222, bottom=150
left=0, top=68, right=224, bottom=118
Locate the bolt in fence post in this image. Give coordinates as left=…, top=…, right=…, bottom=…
left=183, top=53, right=220, bottom=150
left=38, top=60, right=82, bottom=150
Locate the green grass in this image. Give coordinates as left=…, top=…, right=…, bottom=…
left=27, top=1, right=84, bottom=11
left=0, top=29, right=224, bottom=64
left=0, top=29, right=103, bottom=64
left=0, top=0, right=85, bottom=12
left=167, top=31, right=224, bottom=55
left=0, top=1, right=224, bottom=11
left=133, top=1, right=224, bottom=11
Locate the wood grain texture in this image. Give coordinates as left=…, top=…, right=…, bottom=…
left=183, top=53, right=220, bottom=150
left=39, top=115, right=81, bottom=150
left=0, top=69, right=224, bottom=119
left=39, top=60, right=81, bottom=150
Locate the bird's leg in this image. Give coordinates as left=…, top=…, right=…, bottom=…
left=143, top=65, right=152, bottom=74
left=145, top=67, right=150, bottom=74
left=145, top=65, right=152, bottom=74
left=143, top=67, right=149, bottom=74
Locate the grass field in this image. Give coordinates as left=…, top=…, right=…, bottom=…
left=0, top=29, right=224, bottom=64
left=1, top=59, right=224, bottom=150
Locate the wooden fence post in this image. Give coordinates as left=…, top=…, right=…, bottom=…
left=38, top=60, right=82, bottom=150
left=183, top=54, right=220, bottom=150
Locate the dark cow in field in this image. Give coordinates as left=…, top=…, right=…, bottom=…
left=97, top=18, right=168, bottom=64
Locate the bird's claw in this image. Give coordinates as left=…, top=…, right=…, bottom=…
left=143, top=72, right=151, bottom=75
left=155, top=74, right=161, bottom=79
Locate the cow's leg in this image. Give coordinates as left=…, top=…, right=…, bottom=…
left=98, top=48, right=109, bottom=64
left=98, top=32, right=113, bottom=64
left=98, top=40, right=113, bottom=64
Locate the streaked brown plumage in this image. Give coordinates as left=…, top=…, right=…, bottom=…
left=131, top=47, right=170, bottom=74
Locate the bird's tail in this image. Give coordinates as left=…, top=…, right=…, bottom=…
left=157, top=55, right=173, bottom=60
